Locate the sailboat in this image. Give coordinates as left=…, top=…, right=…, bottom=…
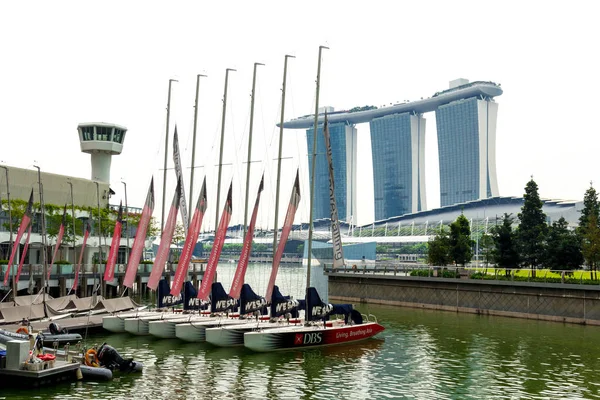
left=243, top=47, right=385, bottom=352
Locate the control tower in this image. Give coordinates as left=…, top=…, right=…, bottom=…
left=77, top=122, right=127, bottom=182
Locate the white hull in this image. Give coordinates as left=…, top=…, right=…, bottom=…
left=206, top=319, right=303, bottom=347
left=148, top=316, right=199, bottom=339
left=175, top=317, right=242, bottom=343
left=244, top=322, right=385, bottom=352
left=102, top=311, right=159, bottom=333
left=124, top=313, right=184, bottom=336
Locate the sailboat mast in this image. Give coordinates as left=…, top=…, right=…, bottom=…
left=306, top=45, right=328, bottom=287
left=190, top=74, right=207, bottom=217
left=161, top=78, right=178, bottom=234
left=216, top=68, right=236, bottom=232
left=1, top=167, right=14, bottom=298
left=67, top=180, right=75, bottom=282
left=244, top=62, right=264, bottom=236
left=272, top=55, right=294, bottom=255
left=34, top=165, right=48, bottom=306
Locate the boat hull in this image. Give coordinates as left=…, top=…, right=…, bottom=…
left=244, top=322, right=385, bottom=352
left=206, top=320, right=302, bottom=347
left=148, top=317, right=192, bottom=339
left=175, top=318, right=241, bottom=343
left=102, top=311, right=158, bottom=333
left=124, top=314, right=183, bottom=336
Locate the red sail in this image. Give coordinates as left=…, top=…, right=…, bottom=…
left=15, top=224, right=32, bottom=284
left=170, top=178, right=207, bottom=297
left=3, top=190, right=33, bottom=286
left=72, top=223, right=91, bottom=291
left=103, top=202, right=123, bottom=282
left=265, top=170, right=301, bottom=303
left=123, top=178, right=155, bottom=289
left=48, top=205, right=67, bottom=280
left=148, top=178, right=181, bottom=291
left=197, top=183, right=233, bottom=300
left=229, top=175, right=264, bottom=299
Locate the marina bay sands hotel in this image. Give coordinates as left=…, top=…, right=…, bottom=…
left=282, top=79, right=502, bottom=222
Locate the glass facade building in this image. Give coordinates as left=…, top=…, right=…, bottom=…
left=306, top=122, right=357, bottom=221
left=370, top=113, right=426, bottom=221
left=436, top=97, right=499, bottom=207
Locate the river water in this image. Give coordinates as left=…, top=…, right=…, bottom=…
left=4, top=263, right=600, bottom=399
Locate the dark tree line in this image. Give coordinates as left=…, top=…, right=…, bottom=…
left=428, top=178, right=599, bottom=272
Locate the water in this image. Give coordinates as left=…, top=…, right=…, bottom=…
left=3, top=263, right=600, bottom=399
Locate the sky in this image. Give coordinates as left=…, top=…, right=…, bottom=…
left=1, top=1, right=599, bottom=230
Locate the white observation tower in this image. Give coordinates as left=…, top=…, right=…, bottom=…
left=77, top=122, right=127, bottom=182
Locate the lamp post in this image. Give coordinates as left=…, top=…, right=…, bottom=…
left=0, top=166, right=14, bottom=298
left=121, top=180, right=129, bottom=266
left=94, top=181, right=102, bottom=298
left=33, top=164, right=48, bottom=305
left=66, top=180, right=75, bottom=287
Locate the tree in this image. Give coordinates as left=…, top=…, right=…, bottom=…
left=170, top=223, right=186, bottom=261
left=582, top=213, right=600, bottom=280
left=449, top=214, right=474, bottom=267
left=544, top=217, right=583, bottom=271
left=578, top=184, right=599, bottom=237
left=427, top=227, right=452, bottom=266
left=490, top=213, right=520, bottom=275
left=479, top=233, right=495, bottom=268
left=517, top=179, right=547, bottom=270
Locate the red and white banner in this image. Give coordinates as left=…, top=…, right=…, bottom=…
left=3, top=190, right=34, bottom=286
left=123, top=178, right=155, bottom=288
left=197, top=183, right=232, bottom=301
left=15, top=224, right=32, bottom=284
left=71, top=223, right=91, bottom=291
left=170, top=178, right=207, bottom=297
left=229, top=175, right=264, bottom=299
left=148, top=178, right=181, bottom=291
left=173, top=127, right=189, bottom=232
left=103, top=202, right=123, bottom=282
left=48, top=205, right=67, bottom=280
left=265, top=170, right=301, bottom=303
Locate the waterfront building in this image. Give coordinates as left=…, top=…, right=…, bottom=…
left=369, top=113, right=426, bottom=220
left=435, top=80, right=499, bottom=207
left=306, top=121, right=357, bottom=222
left=283, top=79, right=503, bottom=222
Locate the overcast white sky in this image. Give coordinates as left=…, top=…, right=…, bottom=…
left=2, top=1, right=599, bottom=229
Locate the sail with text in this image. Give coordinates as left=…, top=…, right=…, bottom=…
left=103, top=202, right=123, bottom=282
left=170, top=177, right=207, bottom=296
left=15, top=224, right=33, bottom=284
left=265, top=170, right=301, bottom=303
left=323, top=113, right=345, bottom=268
left=48, top=204, right=67, bottom=280
left=210, top=282, right=238, bottom=313
left=197, top=183, right=233, bottom=300
left=173, top=127, right=189, bottom=231
left=229, top=174, right=264, bottom=299
left=72, top=222, right=91, bottom=292
left=148, top=177, right=181, bottom=290
left=123, top=178, right=155, bottom=288
left=3, top=189, right=34, bottom=286
left=240, top=283, right=268, bottom=316
left=270, top=285, right=304, bottom=319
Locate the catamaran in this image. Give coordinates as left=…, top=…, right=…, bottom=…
left=243, top=46, right=385, bottom=352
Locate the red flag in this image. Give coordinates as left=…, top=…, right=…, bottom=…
left=103, top=202, right=123, bottom=282
left=124, top=178, right=155, bottom=288
left=197, top=183, right=233, bottom=300
left=15, top=224, right=32, bottom=284
left=265, top=170, right=301, bottom=303
left=170, top=178, right=207, bottom=296
left=48, top=204, right=67, bottom=280
left=4, top=190, right=33, bottom=286
left=229, top=175, right=264, bottom=299
left=148, top=177, right=181, bottom=290
left=72, top=222, right=91, bottom=291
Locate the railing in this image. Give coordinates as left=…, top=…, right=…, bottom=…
left=324, top=264, right=600, bottom=286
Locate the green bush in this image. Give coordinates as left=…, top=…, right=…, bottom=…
left=410, top=269, right=431, bottom=277
left=53, top=260, right=71, bottom=265
left=140, top=260, right=154, bottom=265
left=0, top=260, right=8, bottom=265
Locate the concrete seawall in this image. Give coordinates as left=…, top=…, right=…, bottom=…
left=327, top=273, right=600, bottom=325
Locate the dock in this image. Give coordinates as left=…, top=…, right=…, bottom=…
left=0, top=360, right=81, bottom=388
left=2, top=314, right=106, bottom=335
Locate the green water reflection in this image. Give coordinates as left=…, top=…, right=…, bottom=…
left=3, top=304, right=600, bottom=399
